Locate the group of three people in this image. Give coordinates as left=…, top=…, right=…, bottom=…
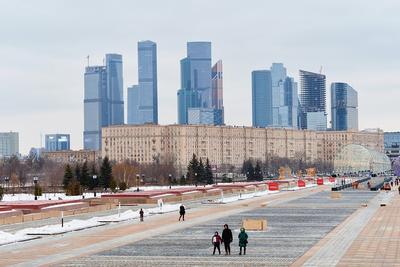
left=212, top=225, right=248, bottom=255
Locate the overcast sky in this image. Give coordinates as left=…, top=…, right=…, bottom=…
left=1, top=0, right=399, bottom=154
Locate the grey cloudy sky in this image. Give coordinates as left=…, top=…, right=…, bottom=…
left=1, top=0, right=399, bottom=154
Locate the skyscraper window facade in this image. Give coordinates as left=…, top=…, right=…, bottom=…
left=127, top=41, right=158, bottom=125
left=331, top=82, right=358, bottom=131
left=252, top=63, right=298, bottom=129
left=0, top=132, right=19, bottom=157
left=45, top=134, right=70, bottom=151
left=252, top=70, right=272, bottom=127
left=177, top=42, right=224, bottom=125
left=84, top=54, right=124, bottom=151
left=299, top=70, right=327, bottom=130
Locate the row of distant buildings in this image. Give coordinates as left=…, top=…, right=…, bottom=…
left=252, top=66, right=358, bottom=132
left=82, top=41, right=359, bottom=153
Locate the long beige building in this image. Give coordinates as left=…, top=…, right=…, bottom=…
left=102, top=124, right=383, bottom=172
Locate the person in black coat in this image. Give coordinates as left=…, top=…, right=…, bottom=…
left=221, top=224, right=233, bottom=255
left=179, top=204, right=186, bottom=221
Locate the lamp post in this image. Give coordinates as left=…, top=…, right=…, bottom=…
left=33, top=176, right=39, bottom=200
left=92, top=175, right=97, bottom=197
left=136, top=174, right=140, bottom=192
left=4, top=176, right=9, bottom=193
left=168, top=174, right=172, bottom=189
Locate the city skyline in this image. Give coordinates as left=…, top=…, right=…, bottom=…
left=1, top=0, right=399, bottom=154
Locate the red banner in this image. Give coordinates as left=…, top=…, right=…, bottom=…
left=268, top=182, right=279, bottom=191
left=317, top=178, right=324, bottom=185
left=298, top=180, right=306, bottom=187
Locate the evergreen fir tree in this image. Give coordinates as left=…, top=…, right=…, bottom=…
left=255, top=161, right=263, bottom=181
left=247, top=162, right=255, bottom=181
left=74, top=164, right=81, bottom=184
left=89, top=164, right=98, bottom=190
left=80, top=161, right=90, bottom=188
left=198, top=158, right=205, bottom=184
left=205, top=158, right=214, bottom=184
left=186, top=154, right=199, bottom=183
left=100, top=156, right=112, bottom=189
left=63, top=164, right=73, bottom=189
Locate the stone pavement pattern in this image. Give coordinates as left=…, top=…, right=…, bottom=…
left=0, top=188, right=323, bottom=267
left=337, top=191, right=400, bottom=267
left=62, top=191, right=377, bottom=267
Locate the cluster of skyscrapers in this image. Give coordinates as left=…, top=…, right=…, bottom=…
left=83, top=40, right=358, bottom=151
left=252, top=66, right=358, bottom=132
left=84, top=41, right=225, bottom=151
left=177, top=42, right=224, bottom=125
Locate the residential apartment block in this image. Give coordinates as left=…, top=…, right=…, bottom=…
left=102, top=125, right=383, bottom=172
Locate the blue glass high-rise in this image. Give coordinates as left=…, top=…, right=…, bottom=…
left=177, top=42, right=212, bottom=124
left=84, top=54, right=124, bottom=151
left=128, top=41, right=158, bottom=124
left=331, top=82, right=358, bottom=131
left=252, top=70, right=272, bottom=127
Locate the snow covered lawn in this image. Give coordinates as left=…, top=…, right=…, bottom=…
left=147, top=203, right=181, bottom=214
left=97, top=209, right=145, bottom=223
left=0, top=231, right=40, bottom=246
left=22, top=219, right=105, bottom=235
left=1, top=192, right=101, bottom=202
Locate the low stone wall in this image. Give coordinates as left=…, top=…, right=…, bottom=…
left=0, top=202, right=116, bottom=226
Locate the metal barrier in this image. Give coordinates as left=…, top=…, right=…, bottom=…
left=331, top=177, right=371, bottom=191
left=370, top=177, right=392, bottom=191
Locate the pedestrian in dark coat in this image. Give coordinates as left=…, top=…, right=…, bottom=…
left=211, top=231, right=222, bottom=255
left=179, top=204, right=185, bottom=221
left=238, top=228, right=248, bottom=255
left=222, top=224, right=233, bottom=255
left=139, top=208, right=144, bottom=222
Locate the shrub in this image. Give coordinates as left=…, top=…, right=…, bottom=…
left=66, top=180, right=82, bottom=196
left=34, top=185, right=43, bottom=197
left=118, top=181, right=127, bottom=191
left=110, top=179, right=117, bottom=193
left=0, top=186, right=3, bottom=201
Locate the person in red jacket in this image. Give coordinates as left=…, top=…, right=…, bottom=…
left=211, top=231, right=222, bottom=255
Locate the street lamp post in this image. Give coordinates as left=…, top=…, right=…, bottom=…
left=92, top=175, right=97, bottom=197
left=33, top=176, right=39, bottom=200
left=168, top=174, right=172, bottom=189
left=4, top=176, right=9, bottom=193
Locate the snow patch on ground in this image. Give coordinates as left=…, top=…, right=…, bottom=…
left=1, top=192, right=101, bottom=202
left=20, top=219, right=105, bottom=235
left=0, top=231, right=40, bottom=246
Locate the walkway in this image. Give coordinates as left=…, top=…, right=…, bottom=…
left=0, top=187, right=324, bottom=267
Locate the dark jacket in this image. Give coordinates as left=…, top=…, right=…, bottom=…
left=222, top=228, right=233, bottom=243
left=179, top=205, right=185, bottom=215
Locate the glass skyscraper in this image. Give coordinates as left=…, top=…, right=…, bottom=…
left=178, top=42, right=223, bottom=125
left=84, top=54, right=124, bottom=151
left=252, top=70, right=272, bottom=127
left=45, top=134, right=70, bottom=151
left=252, top=63, right=298, bottom=128
left=331, top=82, right=358, bottom=131
left=211, top=60, right=224, bottom=125
left=299, top=70, right=327, bottom=130
left=127, top=41, right=158, bottom=124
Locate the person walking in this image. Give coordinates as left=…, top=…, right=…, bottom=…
left=211, top=231, right=222, bottom=255
left=398, top=185, right=400, bottom=195
left=179, top=204, right=186, bottom=221
left=222, top=224, right=233, bottom=255
left=139, top=208, right=144, bottom=222
left=238, top=228, right=248, bottom=255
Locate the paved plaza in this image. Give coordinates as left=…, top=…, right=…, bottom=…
left=61, top=191, right=378, bottom=266
left=1, top=186, right=400, bottom=267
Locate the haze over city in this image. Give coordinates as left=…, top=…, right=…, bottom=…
left=1, top=0, right=399, bottom=154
